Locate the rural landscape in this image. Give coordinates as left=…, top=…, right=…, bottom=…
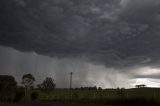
left=1, top=0, right=160, bottom=106
left=0, top=74, right=160, bottom=106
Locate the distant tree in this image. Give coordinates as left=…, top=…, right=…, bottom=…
left=0, top=75, right=17, bottom=102
left=90, top=86, right=97, bottom=90
left=22, top=74, right=35, bottom=96
left=135, top=84, right=146, bottom=88
left=37, top=77, right=56, bottom=92
left=98, top=87, right=102, bottom=90
left=79, top=86, right=97, bottom=90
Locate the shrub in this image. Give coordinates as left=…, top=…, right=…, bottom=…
left=14, top=87, right=25, bottom=102
left=31, top=92, right=39, bottom=101
left=0, top=75, right=17, bottom=102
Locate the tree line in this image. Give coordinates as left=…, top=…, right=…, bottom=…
left=0, top=74, right=56, bottom=102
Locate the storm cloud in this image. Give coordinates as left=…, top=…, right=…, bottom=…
left=1, top=0, right=160, bottom=88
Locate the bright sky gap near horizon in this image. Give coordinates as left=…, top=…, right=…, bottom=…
left=1, top=0, right=160, bottom=88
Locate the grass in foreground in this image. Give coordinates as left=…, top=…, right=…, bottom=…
left=24, top=88, right=160, bottom=106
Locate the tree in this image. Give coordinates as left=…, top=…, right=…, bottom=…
left=37, top=77, right=56, bottom=92
left=98, top=87, right=102, bottom=90
left=22, top=74, right=35, bottom=96
left=135, top=84, right=146, bottom=88
left=0, top=75, right=17, bottom=102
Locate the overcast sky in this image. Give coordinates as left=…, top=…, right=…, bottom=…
left=1, top=0, right=160, bottom=88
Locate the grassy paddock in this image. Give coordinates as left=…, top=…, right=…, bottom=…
left=26, top=88, right=160, bottom=105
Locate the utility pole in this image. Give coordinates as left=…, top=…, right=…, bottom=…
left=70, top=72, right=73, bottom=89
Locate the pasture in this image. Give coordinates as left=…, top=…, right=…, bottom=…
left=25, top=88, right=160, bottom=105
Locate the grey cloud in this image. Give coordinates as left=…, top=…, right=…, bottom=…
left=1, top=0, right=160, bottom=69
left=0, top=46, right=132, bottom=88
left=135, top=74, right=160, bottom=79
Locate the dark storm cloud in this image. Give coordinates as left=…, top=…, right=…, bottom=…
left=1, top=0, right=160, bottom=68
left=135, top=74, right=160, bottom=79
left=0, top=46, right=130, bottom=88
